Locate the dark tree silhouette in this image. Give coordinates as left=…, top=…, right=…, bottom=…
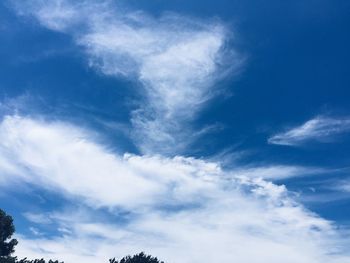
left=109, top=252, right=164, bottom=263
left=16, top=259, right=62, bottom=263
left=0, top=209, right=63, bottom=263
left=0, top=209, right=18, bottom=257
left=0, top=258, right=63, bottom=263
left=0, top=208, right=18, bottom=263
left=0, top=257, right=16, bottom=263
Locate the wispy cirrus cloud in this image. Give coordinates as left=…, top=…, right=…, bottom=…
left=268, top=116, right=350, bottom=146
left=0, top=115, right=349, bottom=263
left=230, top=165, right=327, bottom=181
left=11, top=0, right=242, bottom=154
left=331, top=179, right=350, bottom=193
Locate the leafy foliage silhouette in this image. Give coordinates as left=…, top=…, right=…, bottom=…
left=109, top=252, right=164, bottom=263
left=0, top=209, right=18, bottom=258
left=16, top=259, right=62, bottom=263
left=0, top=209, right=18, bottom=263
left=0, top=209, right=63, bottom=263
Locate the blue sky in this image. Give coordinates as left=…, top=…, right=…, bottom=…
left=1, top=0, right=350, bottom=262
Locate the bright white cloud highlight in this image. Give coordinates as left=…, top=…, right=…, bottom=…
left=268, top=116, right=350, bottom=146
left=0, top=115, right=349, bottom=263
left=231, top=165, right=326, bottom=180
left=11, top=0, right=241, bottom=154
left=0, top=115, right=221, bottom=209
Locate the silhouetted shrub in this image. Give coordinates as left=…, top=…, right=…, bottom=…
left=16, top=258, right=63, bottom=263
left=109, top=252, right=164, bottom=263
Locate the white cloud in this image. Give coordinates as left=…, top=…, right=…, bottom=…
left=340, top=183, right=350, bottom=192
left=12, top=0, right=90, bottom=31
left=23, top=212, right=53, bottom=225
left=230, top=165, right=326, bottom=180
left=268, top=116, right=350, bottom=146
left=11, top=0, right=241, bottom=154
left=0, top=115, right=222, bottom=209
left=331, top=180, right=350, bottom=193
left=0, top=115, right=349, bottom=263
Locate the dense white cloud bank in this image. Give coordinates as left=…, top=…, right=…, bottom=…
left=11, top=0, right=240, bottom=154
left=0, top=115, right=349, bottom=263
left=268, top=116, right=350, bottom=146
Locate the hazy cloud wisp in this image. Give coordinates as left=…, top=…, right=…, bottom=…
left=12, top=0, right=241, bottom=154
left=268, top=116, right=350, bottom=146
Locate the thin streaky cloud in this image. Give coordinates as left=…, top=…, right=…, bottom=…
left=230, top=165, right=327, bottom=180
left=10, top=0, right=243, bottom=155
left=268, top=116, right=350, bottom=146
left=23, top=212, right=53, bottom=225
left=330, top=180, right=350, bottom=193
